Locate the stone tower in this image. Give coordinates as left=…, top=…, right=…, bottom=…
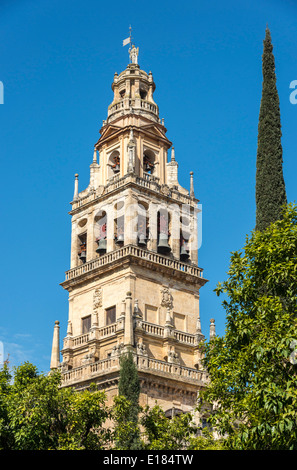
left=51, top=44, right=210, bottom=416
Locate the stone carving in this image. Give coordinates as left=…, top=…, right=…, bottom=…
left=168, top=350, right=180, bottom=364
left=93, top=287, right=102, bottom=310
left=81, top=353, right=96, bottom=365
left=136, top=339, right=148, bottom=356
left=111, top=342, right=124, bottom=357
left=160, top=184, right=171, bottom=197
left=129, top=45, right=139, bottom=64
left=161, top=286, right=173, bottom=309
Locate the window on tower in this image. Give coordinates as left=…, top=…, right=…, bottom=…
left=143, top=150, right=155, bottom=175
left=108, top=150, right=121, bottom=178
left=95, top=210, right=107, bottom=255
left=82, top=315, right=91, bottom=334
left=106, top=306, right=116, bottom=325
left=78, top=233, right=87, bottom=264
left=140, top=88, right=147, bottom=100
left=157, top=209, right=171, bottom=255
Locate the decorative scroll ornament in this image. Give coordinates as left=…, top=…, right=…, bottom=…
left=161, top=286, right=173, bottom=309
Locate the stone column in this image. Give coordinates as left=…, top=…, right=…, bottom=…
left=73, top=174, right=79, bottom=200
left=106, top=202, right=115, bottom=252
left=124, top=191, right=138, bottom=245
left=50, top=321, right=60, bottom=370
left=171, top=204, right=180, bottom=260
left=190, top=206, right=198, bottom=265
left=210, top=318, right=216, bottom=339
left=148, top=202, right=158, bottom=252
left=124, top=291, right=134, bottom=347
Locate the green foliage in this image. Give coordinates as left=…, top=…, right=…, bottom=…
left=141, top=404, right=223, bottom=450
left=111, top=395, right=143, bottom=450
left=118, top=350, right=140, bottom=412
left=202, top=204, right=297, bottom=449
left=255, top=27, right=287, bottom=232
left=114, top=350, right=142, bottom=449
left=0, top=359, right=220, bottom=450
left=141, top=404, right=197, bottom=450
left=0, top=362, right=110, bottom=450
left=189, top=428, right=224, bottom=450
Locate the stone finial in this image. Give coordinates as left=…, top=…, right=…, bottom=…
left=66, top=320, right=72, bottom=336
left=171, top=147, right=175, bottom=162
left=73, top=174, right=79, bottom=200
left=190, top=171, right=195, bottom=197
left=50, top=321, right=60, bottom=370
left=124, top=292, right=133, bottom=347
left=210, top=318, right=216, bottom=339
left=93, top=149, right=97, bottom=164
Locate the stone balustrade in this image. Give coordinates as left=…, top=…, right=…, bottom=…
left=64, top=245, right=204, bottom=282
left=61, top=354, right=205, bottom=387
left=71, top=173, right=193, bottom=211
left=141, top=321, right=164, bottom=337
left=64, top=320, right=197, bottom=353
left=64, top=323, right=118, bottom=350
left=107, top=98, right=158, bottom=121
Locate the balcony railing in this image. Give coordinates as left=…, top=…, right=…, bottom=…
left=61, top=354, right=205, bottom=386
left=64, top=245, right=204, bottom=282
left=64, top=323, right=117, bottom=349
left=71, top=173, right=192, bottom=210
left=142, top=321, right=196, bottom=345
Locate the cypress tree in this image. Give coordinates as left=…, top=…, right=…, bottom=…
left=117, top=350, right=141, bottom=449
left=118, top=350, right=140, bottom=418
left=255, top=27, right=287, bottom=232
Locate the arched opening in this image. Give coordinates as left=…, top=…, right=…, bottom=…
left=77, top=232, right=87, bottom=264
left=140, top=88, right=147, bottom=100
left=164, top=408, right=184, bottom=419
left=95, top=211, right=107, bottom=255
left=157, top=209, right=171, bottom=254
left=143, top=149, right=155, bottom=175
left=108, top=150, right=121, bottom=178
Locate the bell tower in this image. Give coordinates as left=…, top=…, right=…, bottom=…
left=52, top=43, right=210, bottom=416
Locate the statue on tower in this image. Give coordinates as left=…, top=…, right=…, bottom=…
left=129, top=44, right=139, bottom=64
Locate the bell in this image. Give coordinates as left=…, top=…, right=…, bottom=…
left=180, top=245, right=189, bottom=261
left=157, top=233, right=171, bottom=254
left=79, top=250, right=86, bottom=262
left=116, top=233, right=124, bottom=244
left=138, top=233, right=147, bottom=246
left=96, top=238, right=107, bottom=254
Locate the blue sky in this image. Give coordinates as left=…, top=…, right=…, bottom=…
left=0, top=0, right=296, bottom=373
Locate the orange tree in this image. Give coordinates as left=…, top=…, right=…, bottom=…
left=201, top=204, right=297, bottom=449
